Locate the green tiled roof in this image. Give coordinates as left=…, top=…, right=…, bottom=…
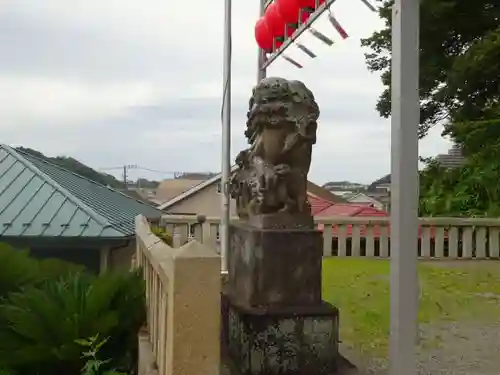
left=0, top=145, right=163, bottom=238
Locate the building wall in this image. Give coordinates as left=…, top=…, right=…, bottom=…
left=165, top=180, right=342, bottom=216
left=166, top=183, right=237, bottom=217
left=109, top=240, right=136, bottom=271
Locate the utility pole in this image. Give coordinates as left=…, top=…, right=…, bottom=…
left=123, top=165, right=128, bottom=189
left=257, top=0, right=267, bottom=82
left=220, top=0, right=232, bottom=273
left=121, top=164, right=138, bottom=190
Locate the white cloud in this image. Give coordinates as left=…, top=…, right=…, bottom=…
left=0, top=76, right=156, bottom=127
left=0, top=0, right=451, bottom=184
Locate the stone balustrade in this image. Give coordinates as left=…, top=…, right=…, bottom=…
left=159, top=215, right=500, bottom=259
left=135, top=215, right=221, bottom=375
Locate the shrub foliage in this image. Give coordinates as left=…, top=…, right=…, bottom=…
left=0, top=243, right=145, bottom=375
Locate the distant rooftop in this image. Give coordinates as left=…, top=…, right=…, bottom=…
left=367, top=144, right=465, bottom=191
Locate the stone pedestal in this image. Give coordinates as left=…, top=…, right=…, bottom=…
left=227, top=221, right=323, bottom=308
left=222, top=294, right=339, bottom=375
left=223, top=221, right=340, bottom=375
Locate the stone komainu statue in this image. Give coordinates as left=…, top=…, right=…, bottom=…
left=229, top=77, right=320, bottom=227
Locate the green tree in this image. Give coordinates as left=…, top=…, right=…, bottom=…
left=363, top=0, right=500, bottom=216
left=419, top=118, right=500, bottom=217
left=16, top=147, right=125, bottom=188
left=361, top=0, right=500, bottom=137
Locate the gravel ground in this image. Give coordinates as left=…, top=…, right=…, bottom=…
left=222, top=320, right=500, bottom=375
left=345, top=320, right=500, bottom=375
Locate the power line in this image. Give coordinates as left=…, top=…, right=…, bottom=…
left=98, top=165, right=217, bottom=181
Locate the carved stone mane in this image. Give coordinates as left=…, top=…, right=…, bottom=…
left=229, top=77, right=320, bottom=229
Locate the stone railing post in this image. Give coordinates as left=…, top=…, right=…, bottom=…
left=168, top=240, right=221, bottom=375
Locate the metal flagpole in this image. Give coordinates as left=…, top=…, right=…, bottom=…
left=257, top=0, right=267, bottom=82
left=220, top=0, right=232, bottom=272
left=389, top=0, right=419, bottom=374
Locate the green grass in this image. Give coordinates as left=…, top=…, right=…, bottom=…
left=322, top=258, right=500, bottom=357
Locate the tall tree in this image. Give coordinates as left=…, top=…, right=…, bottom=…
left=419, top=116, right=500, bottom=217
left=17, top=147, right=125, bottom=188
left=361, top=0, right=500, bottom=137
left=363, top=1, right=500, bottom=216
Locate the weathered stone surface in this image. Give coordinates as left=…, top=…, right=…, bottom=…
left=247, top=212, right=314, bottom=230
left=222, top=292, right=340, bottom=375
left=228, top=77, right=319, bottom=228
left=222, top=77, right=343, bottom=375
left=227, top=221, right=322, bottom=308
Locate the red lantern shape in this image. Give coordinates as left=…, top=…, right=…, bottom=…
left=300, top=10, right=310, bottom=23
left=255, top=17, right=273, bottom=52
left=298, top=0, right=326, bottom=8
left=265, top=3, right=285, bottom=36
left=264, top=2, right=294, bottom=46
left=298, top=0, right=326, bottom=24
left=276, top=0, right=326, bottom=27
left=275, top=0, right=301, bottom=24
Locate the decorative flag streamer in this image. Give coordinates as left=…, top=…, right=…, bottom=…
left=257, top=0, right=377, bottom=70
left=296, top=43, right=317, bottom=58
left=328, top=12, right=349, bottom=39
left=309, top=28, right=334, bottom=46
left=359, top=0, right=376, bottom=12
left=282, top=55, right=303, bottom=68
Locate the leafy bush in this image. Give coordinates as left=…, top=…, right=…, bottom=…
left=0, top=243, right=40, bottom=299
left=0, top=243, right=85, bottom=300
left=77, top=335, right=127, bottom=375
left=150, top=225, right=173, bottom=246
left=0, top=269, right=145, bottom=375
left=37, top=257, right=86, bottom=281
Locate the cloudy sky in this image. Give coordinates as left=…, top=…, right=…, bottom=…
left=1, top=0, right=451, bottom=184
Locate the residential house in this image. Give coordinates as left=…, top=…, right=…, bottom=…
left=155, top=178, right=207, bottom=205
left=343, top=192, right=385, bottom=210
left=368, top=144, right=464, bottom=192
left=0, top=145, right=164, bottom=273
left=368, top=174, right=391, bottom=193
left=315, top=202, right=388, bottom=218
left=312, top=194, right=388, bottom=237
left=158, top=168, right=346, bottom=217
left=119, top=188, right=158, bottom=206
left=127, top=187, right=158, bottom=203
left=323, top=181, right=367, bottom=191
left=365, top=144, right=465, bottom=212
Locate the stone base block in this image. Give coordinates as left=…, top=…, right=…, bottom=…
left=222, top=293, right=340, bottom=375
left=228, top=221, right=323, bottom=307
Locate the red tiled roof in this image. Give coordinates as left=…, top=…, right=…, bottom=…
left=307, top=193, right=335, bottom=215
left=314, top=204, right=446, bottom=239
left=315, top=202, right=389, bottom=237
left=315, top=203, right=389, bottom=217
